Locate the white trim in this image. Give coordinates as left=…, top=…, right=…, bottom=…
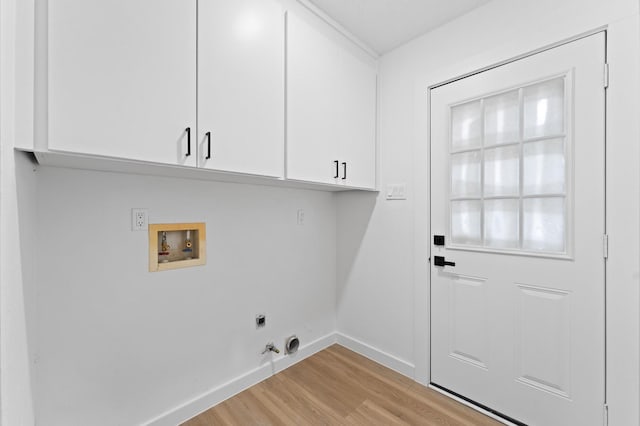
left=295, top=0, right=379, bottom=59
left=412, top=78, right=432, bottom=387
left=429, top=385, right=518, bottom=426
left=144, top=333, right=337, bottom=426
left=603, top=15, right=640, bottom=425
left=29, top=150, right=378, bottom=192
left=428, top=27, right=607, bottom=92
left=335, top=332, right=415, bottom=379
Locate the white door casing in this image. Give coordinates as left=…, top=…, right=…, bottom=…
left=430, top=33, right=605, bottom=426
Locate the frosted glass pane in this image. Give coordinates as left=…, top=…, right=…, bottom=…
left=451, top=101, right=481, bottom=150
left=451, top=150, right=481, bottom=198
left=523, top=198, right=565, bottom=252
left=523, top=139, right=565, bottom=195
left=523, top=78, right=564, bottom=139
left=484, top=90, right=519, bottom=145
left=484, top=145, right=519, bottom=197
left=451, top=200, right=482, bottom=245
left=484, top=199, right=519, bottom=249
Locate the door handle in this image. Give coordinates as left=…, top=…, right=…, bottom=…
left=205, top=131, right=211, bottom=160
left=342, top=162, right=347, bottom=180
left=334, top=160, right=339, bottom=178
left=434, top=256, right=455, bottom=267
left=185, top=127, right=191, bottom=157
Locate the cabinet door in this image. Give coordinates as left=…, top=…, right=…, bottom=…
left=198, top=0, right=284, bottom=177
left=337, top=48, right=377, bottom=189
left=48, top=0, right=197, bottom=167
left=286, top=13, right=341, bottom=185
left=287, top=12, right=377, bottom=188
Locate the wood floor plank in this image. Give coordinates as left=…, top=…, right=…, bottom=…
left=182, top=345, right=503, bottom=426
left=268, top=372, right=350, bottom=424
left=326, top=345, right=414, bottom=389
left=278, top=356, right=366, bottom=417
left=247, top=384, right=301, bottom=426
left=317, top=347, right=469, bottom=425
left=344, top=399, right=410, bottom=426
left=321, top=347, right=496, bottom=426
left=406, top=384, right=501, bottom=426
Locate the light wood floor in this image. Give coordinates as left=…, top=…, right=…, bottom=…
left=183, top=344, right=502, bottom=425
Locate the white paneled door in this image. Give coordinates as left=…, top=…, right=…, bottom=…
left=430, top=33, right=605, bottom=426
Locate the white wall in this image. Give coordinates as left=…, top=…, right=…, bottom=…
left=1, top=0, right=38, bottom=423
left=0, top=149, right=38, bottom=426
left=32, top=166, right=337, bottom=425
left=336, top=0, right=640, bottom=425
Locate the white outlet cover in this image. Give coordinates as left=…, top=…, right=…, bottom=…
left=131, top=208, right=148, bottom=231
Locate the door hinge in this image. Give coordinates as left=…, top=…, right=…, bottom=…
left=603, top=234, right=609, bottom=259
left=603, top=403, right=609, bottom=426
left=604, top=63, right=609, bottom=89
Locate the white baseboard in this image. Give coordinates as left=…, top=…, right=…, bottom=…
left=335, top=332, right=415, bottom=379
left=144, top=333, right=336, bottom=426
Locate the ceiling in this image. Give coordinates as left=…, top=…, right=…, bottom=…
left=308, top=0, right=491, bottom=55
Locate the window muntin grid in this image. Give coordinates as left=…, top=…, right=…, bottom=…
left=448, top=76, right=568, bottom=255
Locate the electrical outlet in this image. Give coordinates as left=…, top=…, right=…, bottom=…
left=297, top=209, right=305, bottom=225
left=131, top=208, right=148, bottom=231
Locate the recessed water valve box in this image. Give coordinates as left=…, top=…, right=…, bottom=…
left=148, top=222, right=206, bottom=272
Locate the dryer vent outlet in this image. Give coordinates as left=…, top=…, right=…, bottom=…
left=285, top=335, right=300, bottom=355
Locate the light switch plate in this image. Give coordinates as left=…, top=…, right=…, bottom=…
left=386, top=184, right=407, bottom=200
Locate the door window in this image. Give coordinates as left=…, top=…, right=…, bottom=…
left=449, top=76, right=569, bottom=254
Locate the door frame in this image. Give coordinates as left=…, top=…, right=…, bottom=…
left=417, top=27, right=610, bottom=422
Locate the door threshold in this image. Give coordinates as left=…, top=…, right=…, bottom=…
left=429, top=383, right=526, bottom=426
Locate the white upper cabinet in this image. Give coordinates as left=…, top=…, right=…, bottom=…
left=286, top=12, right=377, bottom=189
left=286, top=13, right=340, bottom=186
left=48, top=0, right=197, bottom=167
left=44, top=2, right=375, bottom=190
left=336, top=48, right=377, bottom=189
left=197, top=0, right=285, bottom=177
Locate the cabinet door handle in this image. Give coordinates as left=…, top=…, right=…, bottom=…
left=205, top=131, right=211, bottom=159
left=342, top=162, right=347, bottom=180
left=334, top=160, right=339, bottom=178
left=185, top=127, right=191, bottom=157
